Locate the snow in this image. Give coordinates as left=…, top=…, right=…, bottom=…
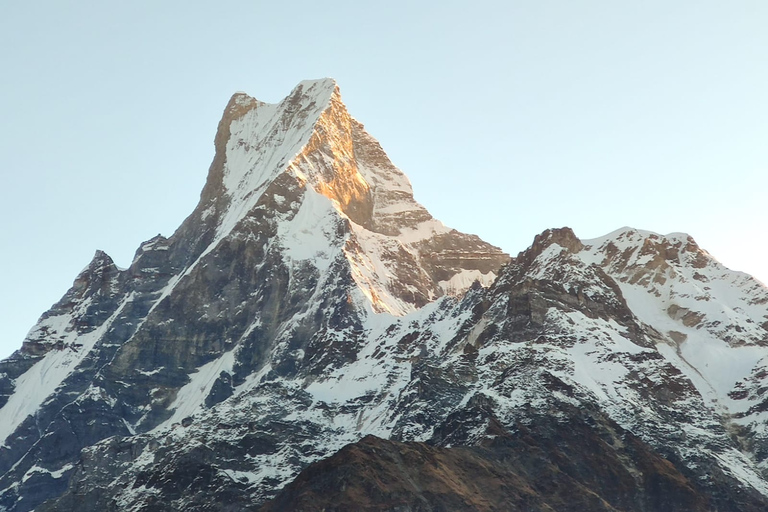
left=20, top=462, right=75, bottom=483
left=343, top=223, right=420, bottom=316
left=136, top=367, right=165, bottom=377
left=220, top=468, right=259, bottom=485
left=580, top=228, right=768, bottom=411
left=125, top=80, right=342, bottom=325
left=305, top=353, right=405, bottom=406
left=36, top=212, right=768, bottom=505
left=713, top=450, right=768, bottom=496
left=123, top=418, right=136, bottom=435
left=90, top=226, right=768, bottom=502
left=393, top=218, right=450, bottom=243
left=13, top=77, right=768, bottom=507
left=581, top=226, right=691, bottom=249
left=277, top=188, right=340, bottom=270
left=49, top=463, right=73, bottom=478
left=465, top=227, right=768, bottom=496
left=439, top=269, right=496, bottom=296
left=155, top=350, right=235, bottom=430
left=679, top=329, right=763, bottom=406
left=557, top=312, right=649, bottom=402
left=0, top=293, right=134, bottom=447
left=217, top=79, right=337, bottom=244
left=151, top=76, right=494, bottom=329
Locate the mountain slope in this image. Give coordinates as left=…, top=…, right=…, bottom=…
left=1, top=80, right=768, bottom=512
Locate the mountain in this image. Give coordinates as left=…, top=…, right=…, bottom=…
left=1, top=79, right=768, bottom=511
left=0, top=79, right=507, bottom=511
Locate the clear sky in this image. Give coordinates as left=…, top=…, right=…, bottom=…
left=1, top=1, right=767, bottom=359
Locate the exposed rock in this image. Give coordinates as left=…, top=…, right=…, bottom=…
left=262, top=418, right=736, bottom=512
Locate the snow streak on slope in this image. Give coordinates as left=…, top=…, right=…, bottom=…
left=0, top=294, right=133, bottom=447
left=159, top=351, right=236, bottom=429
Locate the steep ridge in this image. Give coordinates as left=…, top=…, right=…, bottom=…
left=2, top=79, right=768, bottom=511
left=0, top=79, right=507, bottom=511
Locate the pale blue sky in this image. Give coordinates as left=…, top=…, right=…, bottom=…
left=1, top=1, right=767, bottom=358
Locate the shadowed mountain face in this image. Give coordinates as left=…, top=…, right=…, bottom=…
left=261, top=422, right=718, bottom=512
left=2, top=80, right=768, bottom=511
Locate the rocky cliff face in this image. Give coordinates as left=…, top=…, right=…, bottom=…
left=1, top=80, right=768, bottom=511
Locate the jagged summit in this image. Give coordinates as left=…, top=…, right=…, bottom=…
left=511, top=224, right=768, bottom=404
left=580, top=226, right=718, bottom=280
left=198, top=78, right=434, bottom=240
left=194, top=79, right=338, bottom=240
left=583, top=226, right=701, bottom=255
left=170, top=78, right=509, bottom=314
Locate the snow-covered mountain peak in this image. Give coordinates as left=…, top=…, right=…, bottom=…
left=5, top=79, right=768, bottom=508
left=194, top=79, right=340, bottom=240
left=576, top=226, right=768, bottom=333
left=555, top=226, right=768, bottom=418
left=199, top=78, right=458, bottom=241
left=173, top=80, right=509, bottom=315
left=496, top=225, right=768, bottom=414
left=83, top=249, right=118, bottom=276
